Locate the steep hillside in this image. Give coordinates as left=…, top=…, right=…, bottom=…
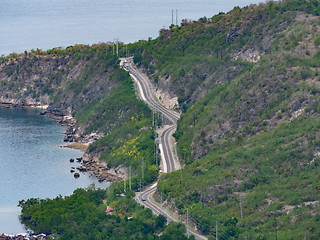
left=134, top=0, right=320, bottom=110
left=0, top=44, right=158, bottom=185
left=134, top=0, right=320, bottom=239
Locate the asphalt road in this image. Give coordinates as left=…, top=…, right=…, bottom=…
left=127, top=59, right=207, bottom=240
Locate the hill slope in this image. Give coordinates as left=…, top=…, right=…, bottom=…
left=0, top=44, right=158, bottom=185
left=134, top=0, right=320, bottom=239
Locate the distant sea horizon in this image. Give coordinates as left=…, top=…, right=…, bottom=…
left=0, top=0, right=267, bottom=56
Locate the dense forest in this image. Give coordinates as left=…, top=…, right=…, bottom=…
left=19, top=185, right=194, bottom=240
left=2, top=0, right=320, bottom=239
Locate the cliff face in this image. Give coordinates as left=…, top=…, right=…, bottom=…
left=0, top=44, right=156, bottom=185
left=0, top=45, right=119, bottom=118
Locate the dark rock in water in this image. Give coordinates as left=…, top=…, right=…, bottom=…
left=77, top=166, right=87, bottom=172
left=70, top=158, right=74, bottom=162
left=64, top=135, right=73, bottom=142
left=76, top=157, right=82, bottom=162
left=74, top=173, right=80, bottom=178
left=70, top=169, right=75, bottom=173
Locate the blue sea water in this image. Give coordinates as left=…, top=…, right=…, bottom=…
left=0, top=0, right=267, bottom=56
left=0, top=107, right=109, bottom=234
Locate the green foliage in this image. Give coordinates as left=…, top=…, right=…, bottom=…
left=315, top=34, right=320, bottom=46
left=159, top=116, right=320, bottom=239
left=19, top=186, right=171, bottom=239
left=74, top=73, right=151, bottom=134
left=132, top=1, right=320, bottom=239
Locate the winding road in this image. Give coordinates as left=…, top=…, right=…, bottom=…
left=125, top=58, right=207, bottom=240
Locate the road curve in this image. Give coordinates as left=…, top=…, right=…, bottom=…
left=126, top=58, right=207, bottom=240
left=128, top=62, right=179, bottom=124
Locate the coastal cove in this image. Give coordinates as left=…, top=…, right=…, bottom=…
left=0, top=106, right=109, bottom=234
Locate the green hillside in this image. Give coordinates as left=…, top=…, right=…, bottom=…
left=3, top=0, right=320, bottom=239
left=133, top=0, right=320, bottom=239
left=0, top=44, right=158, bottom=187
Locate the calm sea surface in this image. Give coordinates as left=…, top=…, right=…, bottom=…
left=0, top=0, right=267, bottom=56
left=0, top=107, right=109, bottom=234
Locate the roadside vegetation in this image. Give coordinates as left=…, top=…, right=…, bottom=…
left=134, top=0, right=320, bottom=239
left=1, top=45, right=164, bottom=237
left=19, top=185, right=194, bottom=239
left=5, top=0, right=320, bottom=239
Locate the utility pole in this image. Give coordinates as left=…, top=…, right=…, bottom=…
left=152, top=110, right=154, bottom=128
left=154, top=111, right=158, bottom=169
left=161, top=192, right=163, bottom=214
left=186, top=208, right=189, bottom=236
left=240, top=197, right=243, bottom=220
left=172, top=9, right=174, bottom=25
left=113, top=40, right=115, bottom=55
left=304, top=231, right=307, bottom=240
left=216, top=221, right=218, bottom=240
left=129, top=166, right=131, bottom=190
left=124, top=179, right=126, bottom=193
left=142, top=158, right=144, bottom=180
left=116, top=39, right=119, bottom=56
left=140, top=179, right=142, bottom=192
left=193, top=113, right=196, bottom=127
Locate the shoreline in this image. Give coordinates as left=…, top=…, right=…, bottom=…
left=0, top=101, right=125, bottom=183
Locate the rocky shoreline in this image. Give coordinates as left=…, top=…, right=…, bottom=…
left=0, top=233, right=51, bottom=240
left=43, top=110, right=126, bottom=183
left=0, top=102, right=125, bottom=183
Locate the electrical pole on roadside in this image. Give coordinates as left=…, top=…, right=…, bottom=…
left=124, top=179, right=126, bottom=193
left=186, top=208, right=189, bottom=236
left=216, top=221, right=218, bottom=240
left=275, top=221, right=278, bottom=240
left=152, top=110, right=154, bottom=128
left=240, top=197, right=243, bottom=220
left=142, top=158, right=144, bottom=180
left=117, top=40, right=119, bottom=56
left=129, top=166, right=132, bottom=190
left=172, top=9, right=174, bottom=25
